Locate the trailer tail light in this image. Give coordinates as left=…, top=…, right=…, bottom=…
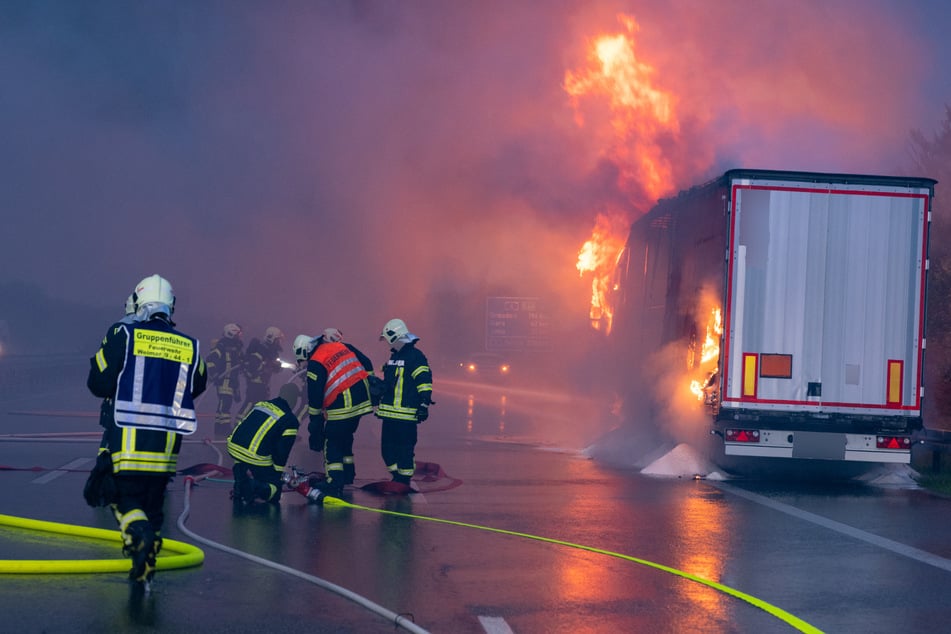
left=725, top=429, right=760, bottom=443
left=876, top=436, right=911, bottom=450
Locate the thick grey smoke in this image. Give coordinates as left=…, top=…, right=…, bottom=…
left=1, top=0, right=948, bottom=369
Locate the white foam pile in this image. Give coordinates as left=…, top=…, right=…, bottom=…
left=640, top=442, right=728, bottom=480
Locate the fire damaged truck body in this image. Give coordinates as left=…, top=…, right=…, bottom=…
left=613, top=168, right=936, bottom=464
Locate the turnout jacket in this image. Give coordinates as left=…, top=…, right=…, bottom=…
left=244, top=338, right=282, bottom=387
left=307, top=341, right=374, bottom=421
left=206, top=336, right=244, bottom=394
left=227, top=396, right=299, bottom=471
left=87, top=315, right=207, bottom=474
left=377, top=338, right=433, bottom=422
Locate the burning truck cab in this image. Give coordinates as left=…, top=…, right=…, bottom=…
left=610, top=168, right=937, bottom=467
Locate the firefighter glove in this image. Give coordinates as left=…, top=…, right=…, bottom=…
left=416, top=403, right=429, bottom=423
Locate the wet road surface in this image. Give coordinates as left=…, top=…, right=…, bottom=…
left=2, top=373, right=951, bottom=633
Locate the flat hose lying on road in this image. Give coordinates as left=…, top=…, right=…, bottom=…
left=0, top=513, right=203, bottom=574
left=176, top=471, right=431, bottom=634
left=318, top=495, right=825, bottom=634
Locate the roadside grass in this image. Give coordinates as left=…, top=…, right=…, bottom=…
left=914, top=469, right=951, bottom=496
left=911, top=450, right=951, bottom=497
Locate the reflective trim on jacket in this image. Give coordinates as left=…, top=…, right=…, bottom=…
left=227, top=398, right=299, bottom=469
left=310, top=342, right=368, bottom=408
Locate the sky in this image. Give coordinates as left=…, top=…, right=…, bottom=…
left=2, top=0, right=950, bottom=360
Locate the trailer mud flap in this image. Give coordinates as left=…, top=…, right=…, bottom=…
left=792, top=431, right=846, bottom=460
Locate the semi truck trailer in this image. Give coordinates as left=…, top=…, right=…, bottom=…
left=612, top=169, right=936, bottom=464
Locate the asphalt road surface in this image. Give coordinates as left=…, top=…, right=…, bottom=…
left=2, top=370, right=951, bottom=633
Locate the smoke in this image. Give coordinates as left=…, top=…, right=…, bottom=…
left=0, top=1, right=946, bottom=374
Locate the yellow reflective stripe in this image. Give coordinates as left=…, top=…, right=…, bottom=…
left=326, top=400, right=373, bottom=421
left=227, top=443, right=273, bottom=467
left=377, top=404, right=417, bottom=421
left=118, top=509, right=148, bottom=532
left=411, top=366, right=429, bottom=379
left=95, top=349, right=107, bottom=372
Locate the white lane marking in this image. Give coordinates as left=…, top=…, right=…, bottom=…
left=479, top=615, right=515, bottom=634
left=32, top=457, right=93, bottom=484
left=713, top=481, right=951, bottom=573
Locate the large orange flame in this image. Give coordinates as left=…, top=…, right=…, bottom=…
left=566, top=14, right=681, bottom=332
left=576, top=212, right=627, bottom=332
left=565, top=14, right=679, bottom=202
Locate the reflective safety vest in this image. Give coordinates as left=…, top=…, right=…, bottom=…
left=113, top=323, right=202, bottom=435
left=310, top=342, right=368, bottom=409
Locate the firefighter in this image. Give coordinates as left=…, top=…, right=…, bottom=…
left=306, top=327, right=375, bottom=496
left=293, top=334, right=316, bottom=371
left=238, top=326, right=285, bottom=419
left=376, top=318, right=433, bottom=491
left=290, top=334, right=316, bottom=419
left=95, top=293, right=137, bottom=433
left=206, top=323, right=245, bottom=439
left=86, top=274, right=207, bottom=591
left=227, top=382, right=301, bottom=506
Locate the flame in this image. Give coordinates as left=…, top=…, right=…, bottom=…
left=576, top=212, right=627, bottom=332
left=564, top=14, right=679, bottom=202
left=566, top=14, right=681, bottom=332
left=689, top=307, right=722, bottom=402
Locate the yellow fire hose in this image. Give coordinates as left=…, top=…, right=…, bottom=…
left=0, top=513, right=203, bottom=574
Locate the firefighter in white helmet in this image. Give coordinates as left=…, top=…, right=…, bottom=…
left=86, top=274, right=207, bottom=591
left=238, top=326, right=285, bottom=419
left=288, top=334, right=317, bottom=419
left=293, top=334, right=317, bottom=370
left=206, top=323, right=246, bottom=439
left=303, top=327, right=377, bottom=498
left=376, top=318, right=433, bottom=492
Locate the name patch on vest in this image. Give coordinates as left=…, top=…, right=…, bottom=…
left=133, top=330, right=194, bottom=364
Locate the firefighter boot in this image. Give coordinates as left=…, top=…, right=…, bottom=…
left=315, top=479, right=343, bottom=498
left=123, top=521, right=157, bottom=590
left=342, top=461, right=355, bottom=486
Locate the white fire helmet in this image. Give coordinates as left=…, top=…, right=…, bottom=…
left=264, top=327, right=284, bottom=344
left=132, top=274, right=175, bottom=314
left=380, top=318, right=408, bottom=344
left=293, top=334, right=315, bottom=362
left=223, top=323, right=242, bottom=339
left=124, top=294, right=135, bottom=316
left=323, top=327, right=343, bottom=343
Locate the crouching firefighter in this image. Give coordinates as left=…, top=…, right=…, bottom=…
left=227, top=382, right=301, bottom=505
left=86, top=274, right=207, bottom=591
